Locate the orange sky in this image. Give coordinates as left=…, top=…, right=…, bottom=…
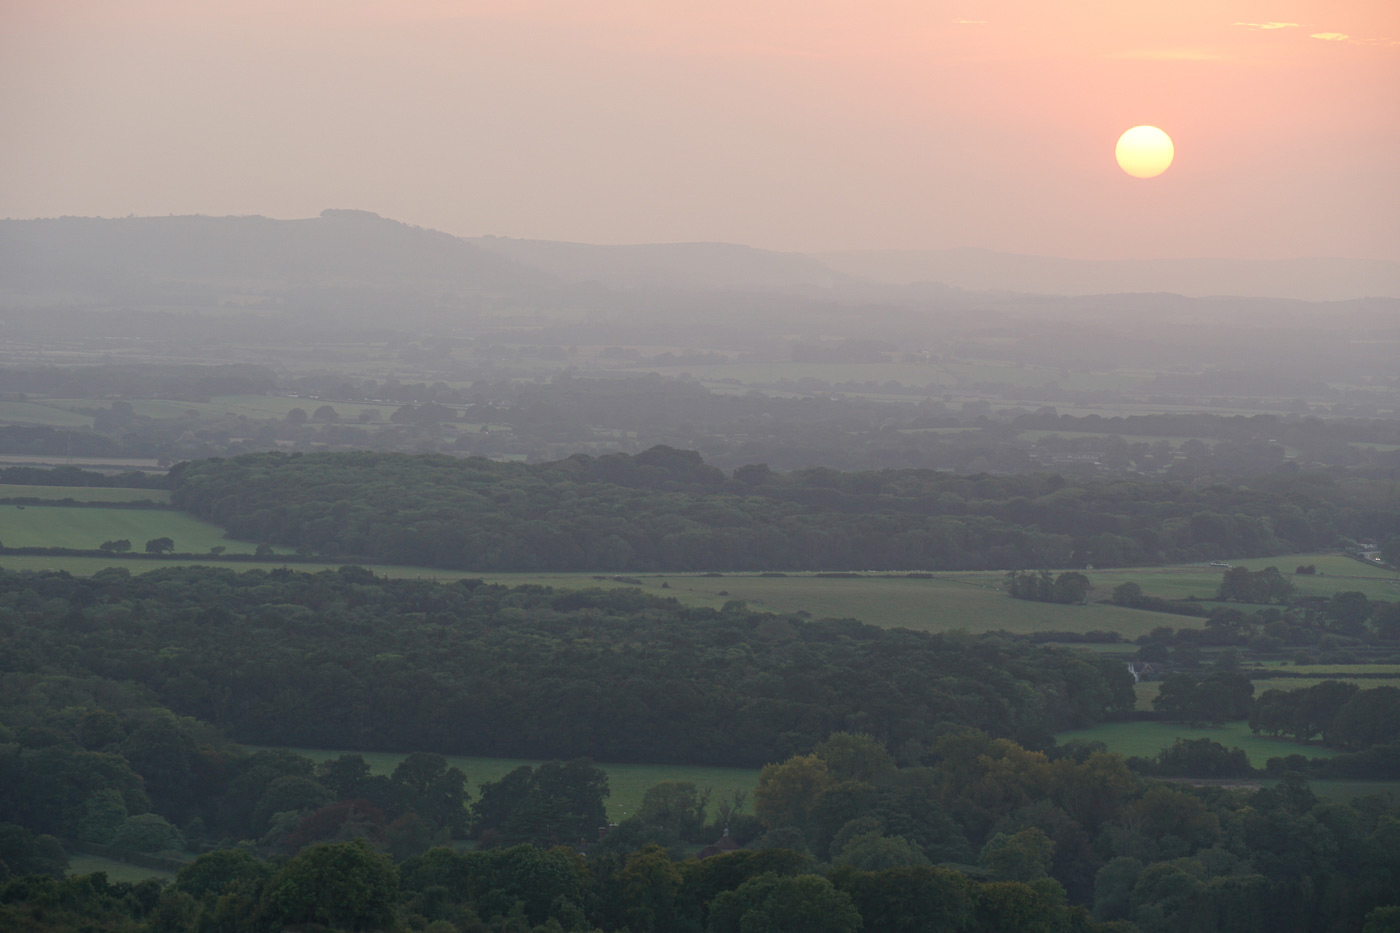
left=1, top=0, right=1396, bottom=259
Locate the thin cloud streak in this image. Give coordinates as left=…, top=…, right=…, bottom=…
left=1234, top=22, right=1300, bottom=30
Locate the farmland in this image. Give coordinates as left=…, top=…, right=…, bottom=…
left=3, top=541, right=1394, bottom=638
left=0, top=483, right=170, bottom=503
left=1083, top=557, right=1400, bottom=603
left=0, top=504, right=259, bottom=553
left=1054, top=720, right=1339, bottom=767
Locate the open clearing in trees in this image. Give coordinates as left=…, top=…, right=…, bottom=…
left=247, top=747, right=760, bottom=824
left=0, top=504, right=255, bottom=553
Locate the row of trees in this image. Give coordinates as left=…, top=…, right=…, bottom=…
left=7, top=731, right=1400, bottom=931
left=97, top=538, right=175, bottom=555
left=0, top=566, right=1134, bottom=768
left=1005, top=570, right=1092, bottom=604
left=1251, top=682, right=1400, bottom=749
left=166, top=447, right=1399, bottom=571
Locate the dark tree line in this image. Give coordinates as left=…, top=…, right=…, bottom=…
left=0, top=566, right=1134, bottom=768
left=1006, top=570, right=1092, bottom=604
left=1251, top=682, right=1400, bottom=750
left=6, top=731, right=1400, bottom=932
left=167, top=447, right=1399, bottom=572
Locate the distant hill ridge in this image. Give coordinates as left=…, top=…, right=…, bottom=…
left=0, top=209, right=535, bottom=293
left=815, top=246, right=1400, bottom=302
left=2, top=210, right=1394, bottom=301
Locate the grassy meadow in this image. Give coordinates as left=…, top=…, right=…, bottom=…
left=0, top=504, right=257, bottom=553
left=468, top=570, right=1194, bottom=637
left=0, top=399, right=95, bottom=428
left=1055, top=720, right=1338, bottom=768
left=0, top=554, right=468, bottom=577
left=0, top=484, right=170, bottom=503
left=1084, top=557, right=1400, bottom=602
left=248, top=747, right=759, bottom=824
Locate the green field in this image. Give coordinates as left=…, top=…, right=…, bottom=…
left=0, top=399, right=95, bottom=427
left=1056, top=720, right=1337, bottom=767
left=0, top=550, right=1390, bottom=639
left=470, top=571, right=1196, bottom=637
left=68, top=853, right=176, bottom=883
left=1249, top=676, right=1400, bottom=693
left=0, top=554, right=476, bottom=577
left=251, top=748, right=759, bottom=824
left=0, top=557, right=1180, bottom=636
left=0, top=484, right=170, bottom=503
left=1135, top=674, right=1400, bottom=712
left=1085, top=556, right=1400, bottom=603
left=1270, top=664, right=1400, bottom=676
left=1227, top=553, right=1400, bottom=579
left=0, top=505, right=262, bottom=553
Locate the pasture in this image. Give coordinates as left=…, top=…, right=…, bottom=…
left=473, top=571, right=1196, bottom=637
left=0, top=399, right=94, bottom=428
left=249, top=747, right=759, bottom=824
left=1084, top=557, right=1400, bottom=603
left=0, top=484, right=170, bottom=503
left=1055, top=720, right=1337, bottom=768
left=0, top=547, right=1390, bottom=638
left=1134, top=674, right=1400, bottom=712
left=0, top=554, right=469, bottom=577
left=0, top=505, right=259, bottom=553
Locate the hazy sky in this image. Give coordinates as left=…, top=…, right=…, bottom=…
left=2, top=1, right=1397, bottom=260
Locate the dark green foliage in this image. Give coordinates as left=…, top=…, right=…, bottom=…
left=1007, top=569, right=1093, bottom=604
left=708, top=872, right=863, bottom=933
left=265, top=837, right=398, bottom=931
left=830, top=864, right=976, bottom=933
left=109, top=813, right=184, bottom=853
left=1146, top=739, right=1255, bottom=778
left=400, top=844, right=590, bottom=929
left=471, top=760, right=608, bottom=847
left=0, top=823, right=68, bottom=879
left=0, top=566, right=1132, bottom=767
left=1252, top=682, right=1400, bottom=750
left=172, top=847, right=272, bottom=900
left=1216, top=566, right=1295, bottom=604
left=167, top=448, right=1367, bottom=571
left=1153, top=672, right=1254, bottom=724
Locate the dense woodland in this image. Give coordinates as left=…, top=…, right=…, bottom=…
left=0, top=566, right=1134, bottom=764
left=2, top=565, right=1400, bottom=931
left=165, top=447, right=1397, bottom=572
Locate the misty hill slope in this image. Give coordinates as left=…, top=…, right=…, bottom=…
left=4, top=211, right=1394, bottom=316
left=815, top=247, right=1400, bottom=302
left=466, top=236, right=845, bottom=293
left=0, top=210, right=542, bottom=297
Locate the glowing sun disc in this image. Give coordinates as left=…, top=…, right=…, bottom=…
left=1115, top=125, right=1174, bottom=178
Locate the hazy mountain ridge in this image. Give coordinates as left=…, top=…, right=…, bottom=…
left=467, top=236, right=847, bottom=293
left=0, top=210, right=541, bottom=296
left=815, top=247, right=1400, bottom=302
left=7, top=211, right=1395, bottom=305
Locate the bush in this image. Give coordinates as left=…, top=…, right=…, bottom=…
left=110, top=813, right=185, bottom=854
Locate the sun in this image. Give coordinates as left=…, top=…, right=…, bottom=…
left=1115, top=126, right=1174, bottom=178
